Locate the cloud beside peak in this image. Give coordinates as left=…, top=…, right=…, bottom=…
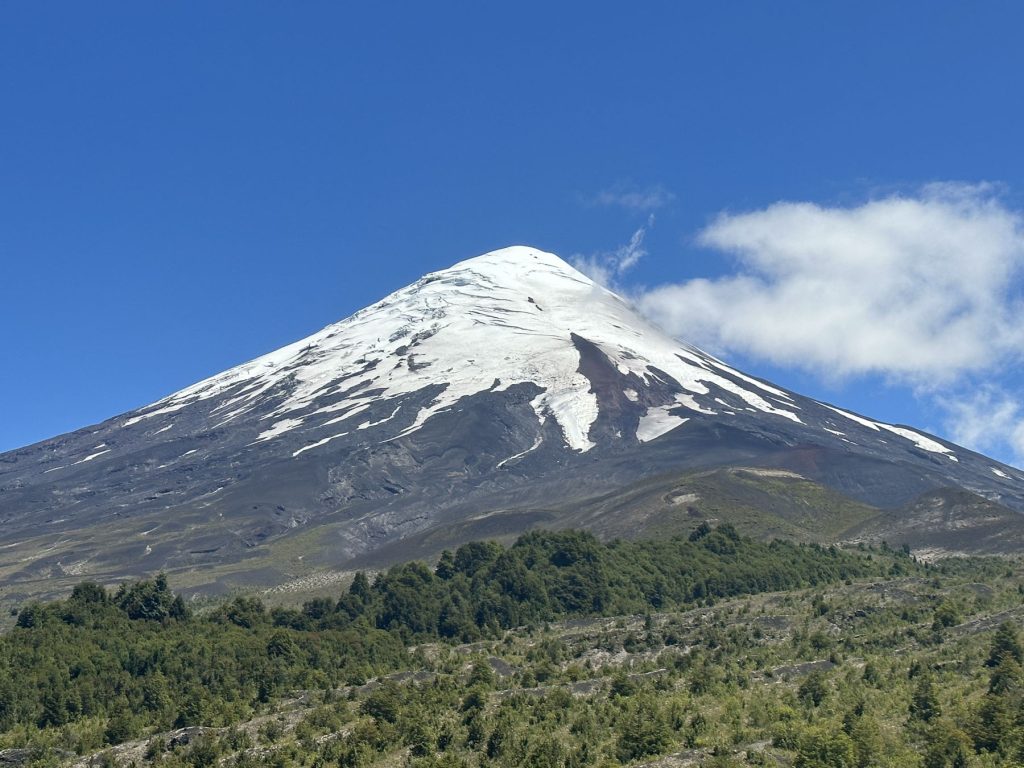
left=939, top=387, right=1024, bottom=465
left=572, top=214, right=655, bottom=288
left=638, top=183, right=1024, bottom=385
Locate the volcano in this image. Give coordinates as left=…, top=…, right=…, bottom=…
left=3, top=246, right=1023, bottom=597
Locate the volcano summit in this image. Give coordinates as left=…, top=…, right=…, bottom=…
left=2, top=247, right=1023, bottom=596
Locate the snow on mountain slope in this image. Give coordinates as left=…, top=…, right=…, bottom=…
left=3, top=245, right=1024, bottom=597
left=122, top=246, right=887, bottom=456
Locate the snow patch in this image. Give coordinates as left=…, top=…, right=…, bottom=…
left=879, top=425, right=954, bottom=457
left=74, top=449, right=111, bottom=465
left=531, top=381, right=598, bottom=452
left=323, top=403, right=372, bottom=427
left=823, top=404, right=954, bottom=457
left=124, top=401, right=189, bottom=426
left=293, top=432, right=349, bottom=457
left=637, top=406, right=689, bottom=443
left=254, top=418, right=304, bottom=443
left=496, top=436, right=543, bottom=468
left=357, top=405, right=402, bottom=431
left=705, top=358, right=794, bottom=400
left=675, top=393, right=717, bottom=415
left=822, top=405, right=879, bottom=431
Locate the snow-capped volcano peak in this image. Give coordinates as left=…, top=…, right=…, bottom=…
left=122, top=245, right=807, bottom=454
left=7, top=244, right=1024, bottom=595
left=438, top=244, right=596, bottom=283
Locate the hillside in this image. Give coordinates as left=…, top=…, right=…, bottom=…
left=0, top=530, right=1021, bottom=766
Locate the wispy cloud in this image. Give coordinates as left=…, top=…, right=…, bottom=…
left=572, top=214, right=655, bottom=288
left=589, top=184, right=674, bottom=211
left=632, top=182, right=1024, bottom=464
left=939, top=387, right=1024, bottom=465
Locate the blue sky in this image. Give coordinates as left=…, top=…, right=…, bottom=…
left=3, top=3, right=1024, bottom=462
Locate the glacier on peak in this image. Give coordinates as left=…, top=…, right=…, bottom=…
left=120, top=246, right=963, bottom=462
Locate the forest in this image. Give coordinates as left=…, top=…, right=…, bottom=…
left=0, top=527, right=1020, bottom=767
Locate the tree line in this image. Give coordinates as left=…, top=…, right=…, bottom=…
left=0, top=526, right=909, bottom=755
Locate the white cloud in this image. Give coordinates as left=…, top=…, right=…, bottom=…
left=590, top=184, right=674, bottom=211
left=632, top=183, right=1024, bottom=465
left=572, top=214, right=655, bottom=288
left=638, top=183, right=1024, bottom=385
left=939, top=387, right=1024, bottom=466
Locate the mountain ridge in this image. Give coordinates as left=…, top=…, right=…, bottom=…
left=2, top=245, right=1023, bottom=597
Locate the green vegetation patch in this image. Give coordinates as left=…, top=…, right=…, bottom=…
left=0, top=528, right=1021, bottom=767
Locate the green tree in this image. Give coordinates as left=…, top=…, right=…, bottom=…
left=799, top=671, right=830, bottom=707
left=349, top=571, right=372, bottom=604
left=115, top=574, right=175, bottom=621
left=846, top=713, right=885, bottom=768
left=796, top=726, right=856, bottom=768
left=361, top=682, right=402, bottom=724
left=932, top=601, right=959, bottom=630
left=910, top=676, right=941, bottom=723
left=922, top=721, right=972, bottom=768
left=435, top=551, right=456, bottom=580
left=986, top=622, right=1023, bottom=668
left=616, top=696, right=671, bottom=761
